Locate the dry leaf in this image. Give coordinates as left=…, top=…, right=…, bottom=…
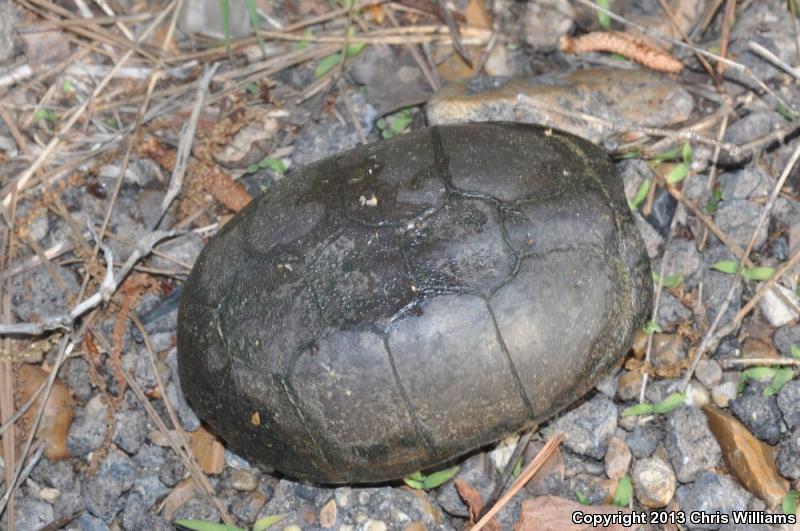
left=703, top=404, right=789, bottom=508
left=456, top=479, right=500, bottom=531
left=515, top=496, right=643, bottom=531
left=16, top=364, right=75, bottom=460
left=465, top=0, right=492, bottom=30
left=560, top=32, right=683, bottom=74
left=161, top=478, right=198, bottom=521
left=190, top=426, right=225, bottom=475
left=319, top=498, right=337, bottom=528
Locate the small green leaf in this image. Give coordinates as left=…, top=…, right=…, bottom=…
left=790, top=344, right=800, bottom=360
left=628, top=178, right=650, bottom=211
left=739, top=367, right=777, bottom=394
left=644, top=320, right=661, bottom=335
left=253, top=514, right=287, bottom=531
left=512, top=457, right=523, bottom=478
left=682, top=142, right=693, bottom=163
left=62, top=79, right=74, bottom=94
left=422, top=466, right=460, bottom=489
left=612, top=475, right=632, bottom=507
left=652, top=272, right=683, bottom=289
left=175, top=520, right=245, bottom=531
left=620, top=150, right=641, bottom=160
left=258, top=158, right=287, bottom=174
left=315, top=53, right=342, bottom=77
left=742, top=266, right=775, bottom=281
left=575, top=490, right=590, bottom=505
left=33, top=108, right=56, bottom=123
left=652, top=392, right=686, bottom=414
left=784, top=491, right=800, bottom=515
left=764, top=367, right=794, bottom=396
left=377, top=108, right=413, bottom=139
left=595, top=0, right=611, bottom=29
left=296, top=29, right=312, bottom=50
left=711, top=260, right=739, bottom=274
left=403, top=477, right=425, bottom=490
left=246, top=82, right=259, bottom=95
left=246, top=163, right=259, bottom=174
left=245, top=0, right=267, bottom=58
left=778, top=103, right=797, bottom=122
left=650, top=146, right=683, bottom=162
left=220, top=0, right=231, bottom=55
left=666, top=162, right=690, bottom=185
left=621, top=403, right=655, bottom=417
left=706, top=186, right=723, bottom=214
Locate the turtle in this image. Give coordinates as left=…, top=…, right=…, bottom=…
left=177, top=121, right=652, bottom=483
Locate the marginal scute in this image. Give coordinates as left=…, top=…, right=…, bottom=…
left=291, top=330, right=424, bottom=476
left=177, top=122, right=652, bottom=483
left=490, top=251, right=617, bottom=417
left=387, top=294, right=531, bottom=452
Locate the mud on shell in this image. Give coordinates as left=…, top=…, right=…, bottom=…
left=177, top=122, right=653, bottom=484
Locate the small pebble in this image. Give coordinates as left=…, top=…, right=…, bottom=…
left=777, top=380, right=800, bottom=429
left=694, top=359, right=722, bottom=387
left=404, top=522, right=427, bottom=531
left=651, top=333, right=686, bottom=368
left=604, top=436, right=631, bottom=480
left=549, top=396, right=617, bottom=460
left=230, top=469, right=258, bottom=492
left=364, top=519, right=388, bottom=531
left=616, top=370, right=643, bottom=401
left=38, top=487, right=60, bottom=503
left=631, top=458, right=676, bottom=508
left=665, top=406, right=721, bottom=483
left=711, top=381, right=738, bottom=408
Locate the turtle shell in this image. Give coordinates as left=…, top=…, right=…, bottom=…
left=177, top=122, right=652, bottom=483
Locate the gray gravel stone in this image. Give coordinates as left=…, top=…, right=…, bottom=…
left=120, top=475, right=169, bottom=530
left=173, top=496, right=220, bottom=523
left=67, top=394, right=108, bottom=457
left=11, top=263, right=80, bottom=321
left=435, top=453, right=494, bottom=518
left=151, top=231, right=205, bottom=270
left=165, top=379, right=200, bottom=432
left=61, top=357, right=93, bottom=402
left=134, top=443, right=166, bottom=469
left=72, top=512, right=110, bottom=531
left=626, top=421, right=662, bottom=458
left=776, top=426, right=800, bottom=479
left=31, top=458, right=76, bottom=491
left=777, top=379, right=800, bottom=429
left=657, top=291, right=693, bottom=327
left=634, top=213, right=663, bottom=260
left=113, top=400, right=149, bottom=455
left=723, top=111, right=785, bottom=146
left=665, top=406, right=722, bottom=483
left=548, top=396, right=617, bottom=460
left=8, top=496, right=54, bottom=531
left=729, top=387, right=783, bottom=444
left=676, top=472, right=752, bottom=530
left=773, top=324, right=800, bottom=356
left=714, top=199, right=768, bottom=250
left=84, top=449, right=136, bottom=522
left=158, top=451, right=186, bottom=487
left=658, top=238, right=703, bottom=289
left=703, top=245, right=742, bottom=325
left=0, top=2, right=18, bottom=64
left=718, top=167, right=771, bottom=201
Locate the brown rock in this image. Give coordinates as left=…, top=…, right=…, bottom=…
left=190, top=426, right=225, bottom=475
left=16, top=364, right=75, bottom=460
left=740, top=337, right=779, bottom=360
left=320, top=498, right=337, bottom=528
left=426, top=68, right=694, bottom=143
left=604, top=436, right=632, bottom=480
left=229, top=469, right=257, bottom=491
left=631, top=329, right=648, bottom=359
left=651, top=333, right=686, bottom=368
left=617, top=370, right=644, bottom=401
left=703, top=404, right=789, bottom=508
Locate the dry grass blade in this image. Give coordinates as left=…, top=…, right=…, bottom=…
left=681, top=139, right=800, bottom=389
left=472, top=433, right=564, bottom=531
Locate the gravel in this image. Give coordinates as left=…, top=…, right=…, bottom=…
left=729, top=386, right=784, bottom=444
left=675, top=472, right=752, bottom=530
left=665, top=406, right=722, bottom=483
left=548, top=395, right=617, bottom=460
